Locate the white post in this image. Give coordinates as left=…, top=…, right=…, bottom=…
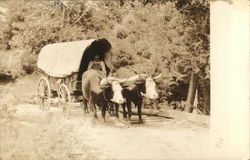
left=210, top=0, right=249, bottom=159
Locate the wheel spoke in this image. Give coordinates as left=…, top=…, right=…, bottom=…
left=37, top=77, right=51, bottom=111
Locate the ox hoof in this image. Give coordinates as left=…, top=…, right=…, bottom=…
left=139, top=120, right=144, bottom=124
left=115, top=114, right=119, bottom=119
left=91, top=122, right=96, bottom=128
left=127, top=121, right=131, bottom=127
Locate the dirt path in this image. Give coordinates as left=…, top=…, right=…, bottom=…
left=1, top=103, right=210, bottom=160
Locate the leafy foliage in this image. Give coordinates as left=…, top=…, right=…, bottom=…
left=0, top=50, right=25, bottom=79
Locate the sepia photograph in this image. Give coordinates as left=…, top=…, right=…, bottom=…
left=0, top=0, right=248, bottom=159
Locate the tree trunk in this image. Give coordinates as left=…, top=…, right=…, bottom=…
left=197, top=79, right=210, bottom=115
left=62, top=6, right=65, bottom=28
left=185, top=72, right=198, bottom=113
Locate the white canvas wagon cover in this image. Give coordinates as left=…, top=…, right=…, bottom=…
left=37, top=39, right=112, bottom=78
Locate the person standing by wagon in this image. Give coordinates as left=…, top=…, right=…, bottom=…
left=87, top=55, right=107, bottom=75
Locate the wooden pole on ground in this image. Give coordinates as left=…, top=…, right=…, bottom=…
left=185, top=72, right=198, bottom=113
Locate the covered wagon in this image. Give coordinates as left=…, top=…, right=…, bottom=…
left=36, top=38, right=113, bottom=113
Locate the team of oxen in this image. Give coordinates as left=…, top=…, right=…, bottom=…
left=81, top=68, right=162, bottom=125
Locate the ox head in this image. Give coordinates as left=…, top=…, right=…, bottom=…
left=100, top=77, right=127, bottom=104
left=127, top=73, right=162, bottom=99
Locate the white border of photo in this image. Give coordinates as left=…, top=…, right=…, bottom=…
left=211, top=0, right=249, bottom=159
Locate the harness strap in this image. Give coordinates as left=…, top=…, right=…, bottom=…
left=103, top=91, right=109, bottom=102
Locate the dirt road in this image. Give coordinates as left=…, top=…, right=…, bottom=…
left=1, top=102, right=210, bottom=160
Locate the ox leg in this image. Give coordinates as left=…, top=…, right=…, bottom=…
left=90, top=100, right=97, bottom=127
left=127, top=101, right=132, bottom=121
left=82, top=98, right=88, bottom=113
left=101, top=104, right=106, bottom=123
left=107, top=102, right=114, bottom=116
left=137, top=99, right=143, bottom=124
left=122, top=103, right=127, bottom=119
left=126, top=101, right=132, bottom=127
left=110, top=103, right=114, bottom=115
left=94, top=106, right=98, bottom=120
left=115, top=103, right=119, bottom=119
left=82, top=98, right=88, bottom=123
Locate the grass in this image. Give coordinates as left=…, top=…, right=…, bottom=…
left=0, top=73, right=39, bottom=120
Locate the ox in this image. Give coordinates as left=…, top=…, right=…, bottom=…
left=81, top=69, right=126, bottom=125
left=114, top=68, right=162, bottom=124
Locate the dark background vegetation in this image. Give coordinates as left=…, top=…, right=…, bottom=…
left=0, top=0, right=210, bottom=114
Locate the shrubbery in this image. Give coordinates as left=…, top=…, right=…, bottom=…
left=0, top=49, right=36, bottom=79
left=0, top=50, right=24, bottom=79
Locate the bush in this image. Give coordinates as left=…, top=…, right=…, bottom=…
left=0, top=50, right=25, bottom=79
left=0, top=49, right=37, bottom=80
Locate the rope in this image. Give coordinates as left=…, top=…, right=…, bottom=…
left=103, top=90, right=109, bottom=102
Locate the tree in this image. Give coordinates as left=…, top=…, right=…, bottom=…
left=176, top=0, right=210, bottom=113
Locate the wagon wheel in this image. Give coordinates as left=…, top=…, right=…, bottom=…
left=37, top=77, right=51, bottom=111
left=58, top=84, right=71, bottom=115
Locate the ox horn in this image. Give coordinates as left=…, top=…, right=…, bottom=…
left=126, top=75, right=141, bottom=82
left=126, top=73, right=148, bottom=83
left=132, top=69, right=138, bottom=74
left=139, top=73, right=148, bottom=79
left=100, top=77, right=108, bottom=86
left=118, top=77, right=128, bottom=83
left=107, top=77, right=128, bottom=83
left=153, top=73, right=163, bottom=79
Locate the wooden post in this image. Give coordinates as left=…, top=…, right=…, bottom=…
left=185, top=72, right=198, bottom=113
